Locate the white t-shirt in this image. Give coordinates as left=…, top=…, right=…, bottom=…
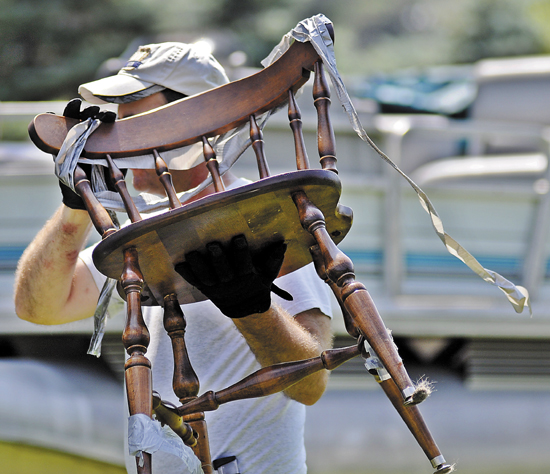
left=79, top=186, right=333, bottom=474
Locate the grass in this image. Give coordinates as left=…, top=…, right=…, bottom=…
left=0, top=441, right=125, bottom=474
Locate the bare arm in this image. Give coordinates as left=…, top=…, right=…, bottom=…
left=232, top=305, right=333, bottom=405
left=14, top=205, right=100, bottom=325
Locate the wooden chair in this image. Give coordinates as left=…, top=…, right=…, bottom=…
left=29, top=37, right=453, bottom=474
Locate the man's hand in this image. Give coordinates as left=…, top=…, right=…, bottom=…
left=175, top=235, right=292, bottom=318
left=59, top=99, right=117, bottom=210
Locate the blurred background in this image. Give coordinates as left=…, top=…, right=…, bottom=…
left=2, top=0, right=550, bottom=473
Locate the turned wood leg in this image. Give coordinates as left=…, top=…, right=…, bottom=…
left=121, top=247, right=152, bottom=474
left=163, top=294, right=213, bottom=474
left=312, top=245, right=451, bottom=473
left=293, top=191, right=420, bottom=404
left=375, top=374, right=453, bottom=474
left=182, top=414, right=213, bottom=474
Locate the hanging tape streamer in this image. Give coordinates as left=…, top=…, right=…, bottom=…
left=264, top=14, right=531, bottom=315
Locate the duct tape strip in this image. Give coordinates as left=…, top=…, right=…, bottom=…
left=128, top=414, right=203, bottom=473
left=363, top=339, right=391, bottom=381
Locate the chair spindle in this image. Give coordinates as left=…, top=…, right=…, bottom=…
left=154, top=150, right=182, bottom=209
left=73, top=164, right=117, bottom=238
left=106, top=154, right=142, bottom=222
left=250, top=114, right=270, bottom=178
left=288, top=90, right=310, bottom=170
left=152, top=394, right=197, bottom=447
left=313, top=61, right=338, bottom=173
left=202, top=136, right=225, bottom=192
left=177, top=344, right=360, bottom=417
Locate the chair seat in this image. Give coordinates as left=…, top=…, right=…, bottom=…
left=92, top=169, right=353, bottom=306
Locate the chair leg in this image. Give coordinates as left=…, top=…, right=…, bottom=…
left=375, top=374, right=453, bottom=474
left=162, top=294, right=214, bottom=474
left=184, top=415, right=214, bottom=474
left=305, top=205, right=453, bottom=474
left=121, top=247, right=153, bottom=474
left=292, top=190, right=421, bottom=404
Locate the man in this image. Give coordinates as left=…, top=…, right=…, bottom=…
left=14, top=42, right=333, bottom=473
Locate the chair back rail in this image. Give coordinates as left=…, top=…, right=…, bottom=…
left=29, top=41, right=320, bottom=158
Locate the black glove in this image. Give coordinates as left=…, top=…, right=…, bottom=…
left=63, top=98, right=116, bottom=123
left=175, top=235, right=293, bottom=318
left=59, top=99, right=117, bottom=210
left=59, top=163, right=92, bottom=210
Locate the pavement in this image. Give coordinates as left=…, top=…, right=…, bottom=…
left=304, top=367, right=550, bottom=474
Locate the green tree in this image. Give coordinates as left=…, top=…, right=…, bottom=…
left=0, top=0, right=155, bottom=101
left=452, top=0, right=543, bottom=63
left=3, top=0, right=550, bottom=102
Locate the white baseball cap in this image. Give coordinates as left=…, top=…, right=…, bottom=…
left=79, top=42, right=229, bottom=104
